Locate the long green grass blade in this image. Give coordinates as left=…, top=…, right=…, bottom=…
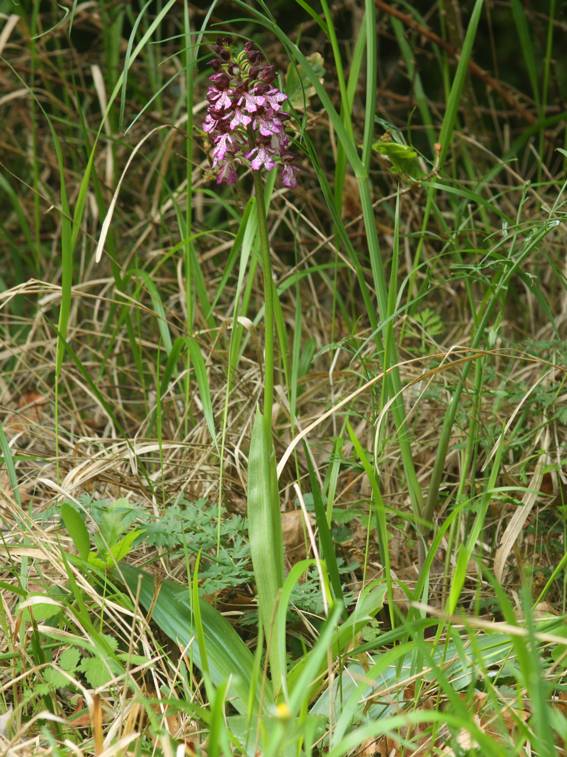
left=304, top=449, right=344, bottom=607
left=438, top=0, right=485, bottom=168
left=510, top=0, right=540, bottom=107
left=0, top=423, right=20, bottom=507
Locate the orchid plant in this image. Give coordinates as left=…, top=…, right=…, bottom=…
left=203, top=35, right=298, bottom=436
left=202, top=37, right=297, bottom=688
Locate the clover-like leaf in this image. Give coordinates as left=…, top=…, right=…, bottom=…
left=373, top=134, right=425, bottom=179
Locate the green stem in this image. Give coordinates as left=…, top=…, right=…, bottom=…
left=183, top=1, right=195, bottom=442
left=253, top=172, right=275, bottom=436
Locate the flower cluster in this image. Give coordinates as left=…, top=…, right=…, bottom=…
left=203, top=38, right=298, bottom=188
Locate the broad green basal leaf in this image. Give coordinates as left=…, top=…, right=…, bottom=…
left=118, top=563, right=258, bottom=715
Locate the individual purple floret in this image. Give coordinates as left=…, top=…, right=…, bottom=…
left=246, top=145, right=276, bottom=172
left=203, top=37, right=298, bottom=188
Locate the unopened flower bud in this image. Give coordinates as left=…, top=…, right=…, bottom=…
left=258, top=65, right=276, bottom=83
left=244, top=41, right=261, bottom=63
left=209, top=72, right=230, bottom=88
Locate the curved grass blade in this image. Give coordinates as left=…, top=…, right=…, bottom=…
left=125, top=267, right=173, bottom=355
left=438, top=0, right=485, bottom=168
left=0, top=423, right=20, bottom=506
left=186, top=338, right=217, bottom=445
left=272, top=559, right=313, bottom=699
left=303, top=448, right=344, bottom=607
left=162, top=336, right=217, bottom=445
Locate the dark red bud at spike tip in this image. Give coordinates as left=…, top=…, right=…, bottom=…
left=244, top=42, right=261, bottom=63
left=209, top=72, right=230, bottom=88
left=258, top=65, right=276, bottom=83
left=214, top=36, right=230, bottom=51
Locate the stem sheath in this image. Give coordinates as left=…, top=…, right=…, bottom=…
left=253, top=172, right=275, bottom=437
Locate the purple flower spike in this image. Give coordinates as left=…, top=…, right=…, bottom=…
left=202, top=113, right=218, bottom=133
left=209, top=72, right=230, bottom=88
left=244, top=41, right=261, bottom=64
left=264, top=87, right=287, bottom=111
left=203, top=37, right=299, bottom=188
left=213, top=89, right=233, bottom=111
left=257, top=64, right=276, bottom=83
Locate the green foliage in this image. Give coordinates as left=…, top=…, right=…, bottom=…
left=60, top=494, right=355, bottom=609
left=373, top=134, right=426, bottom=179
left=43, top=647, right=80, bottom=689
left=285, top=52, right=325, bottom=110
left=412, top=307, right=444, bottom=339
left=119, top=563, right=258, bottom=716
left=2, top=0, right=566, bottom=754
left=247, top=412, right=285, bottom=686
left=144, top=501, right=254, bottom=592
